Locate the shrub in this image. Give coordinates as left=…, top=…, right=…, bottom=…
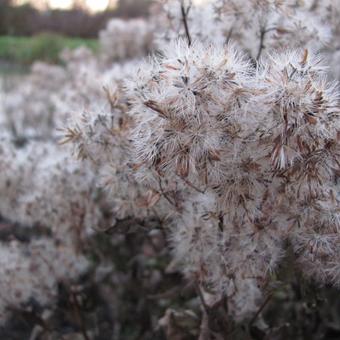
left=0, top=0, right=340, bottom=338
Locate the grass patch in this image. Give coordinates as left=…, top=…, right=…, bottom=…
left=0, top=60, right=29, bottom=77
left=0, top=33, right=99, bottom=65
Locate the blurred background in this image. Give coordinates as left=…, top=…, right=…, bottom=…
left=0, top=0, right=152, bottom=68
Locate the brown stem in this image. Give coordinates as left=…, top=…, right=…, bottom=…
left=70, top=291, right=91, bottom=340
left=158, top=177, right=182, bottom=211
left=256, top=26, right=266, bottom=61
left=226, top=27, right=233, bottom=44
left=256, top=26, right=277, bottom=61
left=178, top=175, right=205, bottom=194
left=249, top=293, right=272, bottom=327
left=199, top=311, right=212, bottom=340
left=181, top=1, right=192, bottom=46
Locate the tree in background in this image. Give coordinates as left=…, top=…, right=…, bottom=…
left=0, top=0, right=152, bottom=37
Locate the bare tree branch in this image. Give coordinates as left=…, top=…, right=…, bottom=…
left=180, top=1, right=192, bottom=46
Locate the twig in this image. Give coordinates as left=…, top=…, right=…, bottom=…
left=256, top=26, right=277, bottom=61
left=178, top=174, right=205, bottom=194
left=181, top=1, right=192, bottom=46
left=218, top=213, right=224, bottom=232
left=199, top=311, right=212, bottom=340
left=70, top=290, right=91, bottom=340
left=256, top=25, right=266, bottom=61
left=158, top=177, right=182, bottom=211
left=249, top=293, right=272, bottom=327
left=226, top=27, right=233, bottom=44
left=196, top=283, right=229, bottom=339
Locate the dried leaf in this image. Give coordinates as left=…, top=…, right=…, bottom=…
left=177, top=153, right=190, bottom=177
left=301, top=49, right=309, bottom=66
left=208, top=149, right=221, bottom=161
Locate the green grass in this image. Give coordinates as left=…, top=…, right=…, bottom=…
left=0, top=34, right=99, bottom=65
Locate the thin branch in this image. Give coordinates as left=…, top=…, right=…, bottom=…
left=158, top=177, right=182, bottom=211
left=256, top=25, right=267, bottom=61
left=256, top=26, right=277, bottom=61
left=178, top=174, right=205, bottom=194
left=70, top=290, right=91, bottom=340
left=249, top=293, right=272, bottom=327
left=181, top=1, right=192, bottom=46
left=195, top=282, right=210, bottom=313
left=226, top=27, right=233, bottom=44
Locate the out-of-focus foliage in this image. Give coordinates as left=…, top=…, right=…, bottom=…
left=0, top=0, right=152, bottom=38
left=0, top=34, right=98, bottom=64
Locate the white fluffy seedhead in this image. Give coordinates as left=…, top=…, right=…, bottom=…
left=99, top=18, right=154, bottom=62
left=153, top=0, right=334, bottom=60
left=0, top=239, right=88, bottom=325
left=0, top=139, right=108, bottom=246
left=128, top=40, right=340, bottom=320
left=0, top=137, right=109, bottom=324
left=29, top=0, right=340, bottom=327
left=215, top=0, right=332, bottom=58
left=153, top=0, right=226, bottom=48
left=2, top=62, right=67, bottom=139
left=258, top=50, right=339, bottom=194
left=129, top=40, right=256, bottom=192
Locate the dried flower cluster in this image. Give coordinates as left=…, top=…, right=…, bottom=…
left=126, top=39, right=340, bottom=318
left=0, top=138, right=106, bottom=323
left=0, top=48, right=111, bottom=324
left=99, top=18, right=154, bottom=62
left=1, top=0, right=340, bottom=335
left=61, top=0, right=340, bottom=324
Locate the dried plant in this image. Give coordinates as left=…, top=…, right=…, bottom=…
left=1, top=0, right=340, bottom=338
